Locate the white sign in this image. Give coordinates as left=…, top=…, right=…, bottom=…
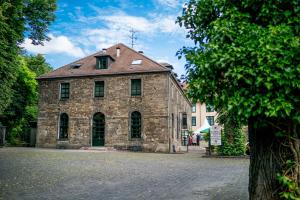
left=210, top=125, right=222, bottom=146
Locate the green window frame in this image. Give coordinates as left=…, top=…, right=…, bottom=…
left=192, top=116, right=196, bottom=126
left=95, top=81, right=104, bottom=97
left=60, top=83, right=70, bottom=100
left=96, top=57, right=108, bottom=69
left=59, top=113, right=68, bottom=139
left=131, top=79, right=141, bottom=96
left=206, top=116, right=214, bottom=126
left=131, top=111, right=141, bottom=138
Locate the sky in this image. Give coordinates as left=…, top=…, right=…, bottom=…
left=22, top=0, right=193, bottom=76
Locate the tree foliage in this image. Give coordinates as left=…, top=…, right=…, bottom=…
left=217, top=110, right=245, bottom=156
left=177, top=0, right=300, bottom=198
left=0, top=55, right=52, bottom=144
left=177, top=0, right=299, bottom=123
left=0, top=0, right=56, bottom=114
left=25, top=54, right=53, bottom=76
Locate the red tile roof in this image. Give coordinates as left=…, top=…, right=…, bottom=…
left=38, top=43, right=170, bottom=79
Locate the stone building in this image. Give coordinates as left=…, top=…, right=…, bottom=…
left=181, top=82, right=218, bottom=133
left=36, top=43, right=191, bottom=152
left=191, top=103, right=218, bottom=132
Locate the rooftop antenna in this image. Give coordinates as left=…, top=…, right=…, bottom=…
left=129, top=28, right=138, bottom=49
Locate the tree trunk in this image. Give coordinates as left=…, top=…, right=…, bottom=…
left=248, top=118, right=292, bottom=200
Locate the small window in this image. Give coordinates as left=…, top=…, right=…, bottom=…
left=206, top=116, right=214, bottom=126
left=70, top=63, right=81, bottom=69
left=192, top=116, right=196, bottom=126
left=96, top=57, right=108, bottom=69
left=206, top=104, right=214, bottom=112
left=59, top=113, right=68, bottom=139
left=60, top=83, right=70, bottom=100
left=131, top=59, right=142, bottom=65
left=192, top=104, right=196, bottom=113
left=95, top=81, right=104, bottom=97
left=131, top=111, right=141, bottom=138
left=131, top=79, right=141, bottom=96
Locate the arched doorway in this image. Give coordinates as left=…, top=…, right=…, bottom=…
left=92, top=112, right=105, bottom=146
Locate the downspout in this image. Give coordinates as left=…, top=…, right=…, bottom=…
left=167, top=73, right=171, bottom=153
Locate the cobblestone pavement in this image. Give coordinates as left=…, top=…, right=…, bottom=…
left=0, top=148, right=249, bottom=200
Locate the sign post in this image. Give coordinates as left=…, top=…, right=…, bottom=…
left=209, top=125, right=222, bottom=155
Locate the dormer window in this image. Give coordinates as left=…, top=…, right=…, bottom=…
left=70, top=63, right=81, bottom=69
left=96, top=57, right=108, bottom=69
left=95, top=55, right=114, bottom=70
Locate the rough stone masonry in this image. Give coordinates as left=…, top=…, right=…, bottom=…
left=36, top=43, right=191, bottom=152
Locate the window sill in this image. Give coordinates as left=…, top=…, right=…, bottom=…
left=57, top=138, right=69, bottom=141
left=131, top=95, right=142, bottom=98
left=130, top=137, right=142, bottom=141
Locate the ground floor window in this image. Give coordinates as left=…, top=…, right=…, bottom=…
left=59, top=113, right=68, bottom=139
left=131, top=111, right=141, bottom=138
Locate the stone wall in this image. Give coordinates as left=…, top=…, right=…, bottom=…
left=37, top=72, right=172, bottom=152
left=168, top=76, right=192, bottom=152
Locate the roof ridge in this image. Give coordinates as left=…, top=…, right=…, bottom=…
left=116, top=43, right=171, bottom=71
left=38, top=43, right=172, bottom=79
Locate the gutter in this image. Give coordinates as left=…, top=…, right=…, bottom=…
left=167, top=73, right=171, bottom=153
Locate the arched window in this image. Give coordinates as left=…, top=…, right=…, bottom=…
left=59, top=113, right=68, bottom=139
left=92, top=112, right=105, bottom=146
left=131, top=111, right=141, bottom=138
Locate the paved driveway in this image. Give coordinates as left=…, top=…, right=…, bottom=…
left=0, top=148, right=249, bottom=200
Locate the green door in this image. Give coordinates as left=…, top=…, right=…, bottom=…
left=92, top=112, right=105, bottom=146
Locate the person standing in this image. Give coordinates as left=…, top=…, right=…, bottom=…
left=188, top=135, right=192, bottom=145
left=192, top=134, right=197, bottom=146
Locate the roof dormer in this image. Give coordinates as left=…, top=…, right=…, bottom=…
left=95, top=55, right=114, bottom=70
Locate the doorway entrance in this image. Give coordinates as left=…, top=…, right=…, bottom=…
left=92, top=112, right=105, bottom=146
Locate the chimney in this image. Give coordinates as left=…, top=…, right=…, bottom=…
left=102, top=48, right=107, bottom=53
left=116, top=47, right=120, bottom=57
left=138, top=51, right=143, bottom=54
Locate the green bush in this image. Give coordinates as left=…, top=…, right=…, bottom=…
left=218, top=127, right=246, bottom=156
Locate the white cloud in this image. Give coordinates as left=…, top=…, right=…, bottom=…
left=99, top=13, right=180, bottom=34
left=22, top=34, right=85, bottom=57
left=156, top=0, right=180, bottom=8
left=102, top=14, right=152, bottom=32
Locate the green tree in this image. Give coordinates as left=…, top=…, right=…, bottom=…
left=0, top=0, right=56, bottom=114
left=25, top=54, right=53, bottom=76
left=177, top=0, right=300, bottom=199
left=217, top=110, right=245, bottom=156
left=0, top=54, right=51, bottom=144
left=1, top=56, right=37, bottom=144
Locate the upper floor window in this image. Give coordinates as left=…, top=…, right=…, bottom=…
left=131, top=111, right=141, bottom=138
left=95, top=81, right=104, bottom=97
left=192, top=104, right=196, bottom=113
left=131, top=79, right=141, bottom=96
left=206, top=116, right=214, bottom=126
left=206, top=104, right=214, bottom=112
left=59, top=113, right=68, bottom=139
left=192, top=116, right=196, bottom=126
left=96, top=57, right=108, bottom=69
left=60, top=83, right=69, bottom=100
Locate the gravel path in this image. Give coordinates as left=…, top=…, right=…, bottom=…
left=0, top=148, right=249, bottom=200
